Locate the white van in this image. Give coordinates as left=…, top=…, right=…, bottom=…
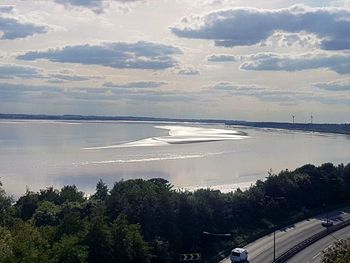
left=230, top=248, right=248, bottom=262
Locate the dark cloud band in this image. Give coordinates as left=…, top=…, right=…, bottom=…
left=207, top=54, right=237, bottom=62
left=239, top=52, right=350, bottom=74
left=315, top=79, right=350, bottom=91
left=54, top=0, right=143, bottom=13
left=0, top=64, right=42, bottom=79
left=0, top=16, right=47, bottom=40
left=17, top=41, right=182, bottom=70
left=103, top=81, right=167, bottom=89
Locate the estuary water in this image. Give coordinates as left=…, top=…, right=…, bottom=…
left=0, top=120, right=349, bottom=196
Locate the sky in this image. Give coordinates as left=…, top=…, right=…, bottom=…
left=0, top=0, right=349, bottom=123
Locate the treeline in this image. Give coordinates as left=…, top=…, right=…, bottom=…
left=2, top=114, right=350, bottom=136
left=225, top=121, right=350, bottom=135
left=0, top=162, right=350, bottom=263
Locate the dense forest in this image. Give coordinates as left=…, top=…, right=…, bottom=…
left=0, top=162, right=350, bottom=263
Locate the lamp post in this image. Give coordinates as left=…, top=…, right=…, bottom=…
left=265, top=195, right=285, bottom=263
left=273, top=230, right=276, bottom=262
left=320, top=177, right=337, bottom=232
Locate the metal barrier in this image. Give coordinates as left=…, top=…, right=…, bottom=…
left=273, top=219, right=350, bottom=263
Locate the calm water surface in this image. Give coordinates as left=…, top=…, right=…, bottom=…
left=0, top=120, right=349, bottom=196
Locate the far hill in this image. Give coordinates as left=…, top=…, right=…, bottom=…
left=0, top=113, right=349, bottom=135
left=225, top=121, right=350, bottom=135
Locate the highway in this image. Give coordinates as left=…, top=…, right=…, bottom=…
left=287, top=224, right=350, bottom=263
left=220, top=207, right=350, bottom=263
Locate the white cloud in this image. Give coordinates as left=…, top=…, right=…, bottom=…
left=207, top=54, right=237, bottom=62
left=171, top=5, right=350, bottom=50
left=262, top=31, right=321, bottom=49
left=177, top=67, right=200, bottom=75
left=314, top=79, right=350, bottom=91
left=239, top=52, right=350, bottom=74
left=54, top=0, right=144, bottom=13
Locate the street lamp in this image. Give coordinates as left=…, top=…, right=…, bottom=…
left=320, top=177, right=337, bottom=232
left=265, top=195, right=285, bottom=263
left=202, top=231, right=231, bottom=237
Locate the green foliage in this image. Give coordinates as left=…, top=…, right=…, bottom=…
left=149, top=238, right=173, bottom=263
left=107, top=178, right=177, bottom=242
left=33, top=201, right=60, bottom=226
left=39, top=187, right=60, bottom=205
left=9, top=220, right=50, bottom=263
left=15, top=190, right=39, bottom=220
left=111, top=214, right=150, bottom=263
left=0, top=227, right=14, bottom=263
left=0, top=182, right=13, bottom=226
left=92, top=179, right=108, bottom=201
left=84, top=217, right=113, bottom=263
left=1, top=162, right=350, bottom=262
left=59, top=185, right=85, bottom=203
left=49, top=235, right=88, bottom=263
left=58, top=211, right=85, bottom=236
left=322, top=238, right=350, bottom=263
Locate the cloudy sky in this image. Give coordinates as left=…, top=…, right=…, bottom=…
left=0, top=0, right=349, bottom=122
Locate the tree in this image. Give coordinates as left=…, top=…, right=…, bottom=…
left=60, top=185, right=85, bottom=204
left=9, top=220, right=50, bottom=263
left=0, top=182, right=13, bottom=226
left=0, top=162, right=349, bottom=263
left=33, top=201, right=60, bottom=227
left=111, top=215, right=150, bottom=263
left=0, top=227, right=15, bottom=263
left=92, top=179, right=108, bottom=201
left=39, top=187, right=60, bottom=205
left=322, top=238, right=350, bottom=263
left=106, top=178, right=176, bottom=241
left=343, top=163, right=350, bottom=197
left=15, top=189, right=39, bottom=220
left=84, top=217, right=113, bottom=263
left=49, top=236, right=88, bottom=263
left=58, top=211, right=85, bottom=236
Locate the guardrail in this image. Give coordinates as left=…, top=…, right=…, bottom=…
left=273, top=218, right=350, bottom=263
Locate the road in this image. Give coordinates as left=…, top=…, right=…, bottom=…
left=286, top=224, right=350, bottom=263
left=220, top=207, right=350, bottom=263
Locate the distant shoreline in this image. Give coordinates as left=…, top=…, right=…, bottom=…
left=1, top=113, right=349, bottom=136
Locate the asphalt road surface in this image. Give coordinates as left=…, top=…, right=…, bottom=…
left=286, top=224, right=350, bottom=263
left=220, top=207, right=350, bottom=263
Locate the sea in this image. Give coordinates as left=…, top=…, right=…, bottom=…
left=0, top=120, right=349, bottom=197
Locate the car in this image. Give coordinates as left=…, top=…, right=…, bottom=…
left=321, top=219, right=334, bottom=227
left=230, top=248, right=248, bottom=262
